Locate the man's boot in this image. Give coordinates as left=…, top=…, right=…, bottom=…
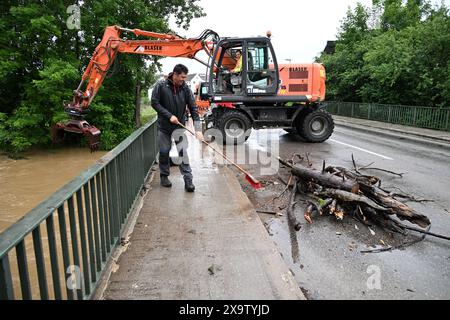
left=184, top=178, right=195, bottom=192
left=160, top=175, right=172, bottom=188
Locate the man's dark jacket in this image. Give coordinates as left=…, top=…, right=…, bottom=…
left=151, top=73, right=201, bottom=134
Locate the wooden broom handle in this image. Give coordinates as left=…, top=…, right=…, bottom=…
left=177, top=122, right=250, bottom=176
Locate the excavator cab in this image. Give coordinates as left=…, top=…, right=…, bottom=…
left=208, top=37, right=279, bottom=97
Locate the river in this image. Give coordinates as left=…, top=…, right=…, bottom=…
left=0, top=147, right=107, bottom=234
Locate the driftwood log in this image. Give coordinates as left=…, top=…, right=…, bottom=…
left=286, top=178, right=302, bottom=231
left=278, top=157, right=359, bottom=194
left=359, top=183, right=431, bottom=228
left=318, top=189, right=389, bottom=212
left=278, top=157, right=432, bottom=230
left=271, top=154, right=450, bottom=251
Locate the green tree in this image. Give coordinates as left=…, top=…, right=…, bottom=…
left=318, top=0, right=449, bottom=107
left=318, top=3, right=372, bottom=101
left=374, top=0, right=431, bottom=31
left=0, top=0, right=204, bottom=154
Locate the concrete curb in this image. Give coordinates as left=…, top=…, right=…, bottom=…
left=222, top=167, right=306, bottom=300
left=335, top=120, right=450, bottom=153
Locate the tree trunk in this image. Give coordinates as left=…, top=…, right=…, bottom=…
left=287, top=179, right=302, bottom=231
left=135, top=83, right=141, bottom=128
left=318, top=188, right=389, bottom=211
left=374, top=188, right=431, bottom=228
left=279, top=158, right=359, bottom=194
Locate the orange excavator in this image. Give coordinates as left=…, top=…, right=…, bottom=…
left=53, top=25, right=334, bottom=150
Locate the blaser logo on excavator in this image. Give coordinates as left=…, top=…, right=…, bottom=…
left=134, top=45, right=162, bottom=52
left=289, top=67, right=307, bottom=72
left=145, top=45, right=162, bottom=51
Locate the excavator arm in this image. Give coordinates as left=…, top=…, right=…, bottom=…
left=54, top=25, right=219, bottom=150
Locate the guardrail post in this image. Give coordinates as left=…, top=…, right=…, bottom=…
left=0, top=255, right=14, bottom=300
left=32, top=226, right=49, bottom=300
left=56, top=205, right=73, bottom=300
left=16, top=240, right=32, bottom=300
left=67, top=196, right=83, bottom=300
left=446, top=109, right=449, bottom=131
left=413, top=107, right=417, bottom=126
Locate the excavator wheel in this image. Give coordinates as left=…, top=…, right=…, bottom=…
left=217, top=110, right=252, bottom=145
left=297, top=109, right=334, bottom=142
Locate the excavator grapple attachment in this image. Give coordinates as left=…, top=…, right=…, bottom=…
left=85, top=129, right=101, bottom=152
left=52, top=119, right=101, bottom=152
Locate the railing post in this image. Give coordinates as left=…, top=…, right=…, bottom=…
left=351, top=103, right=354, bottom=117
left=83, top=184, right=97, bottom=284
left=57, top=205, right=74, bottom=300
left=367, top=104, right=371, bottom=120
left=413, top=107, right=417, bottom=126
left=89, top=178, right=102, bottom=273
left=46, top=215, right=62, bottom=300
left=446, top=109, right=449, bottom=131
left=388, top=106, right=392, bottom=123
left=32, top=226, right=49, bottom=300
left=100, top=169, right=112, bottom=251
left=106, top=164, right=116, bottom=246
left=110, top=159, right=120, bottom=239
left=67, top=196, right=83, bottom=300
left=95, top=173, right=108, bottom=262
left=16, top=240, right=32, bottom=300
left=76, top=189, right=91, bottom=297
left=0, top=255, right=14, bottom=300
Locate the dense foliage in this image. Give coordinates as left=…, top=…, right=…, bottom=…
left=317, top=0, right=450, bottom=107
left=0, top=0, right=204, bottom=154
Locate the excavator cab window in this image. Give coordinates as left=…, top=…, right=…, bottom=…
left=211, top=42, right=243, bottom=95
left=244, top=41, right=278, bottom=95
left=209, top=38, right=279, bottom=97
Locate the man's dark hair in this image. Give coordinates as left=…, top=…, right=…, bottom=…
left=173, top=64, right=188, bottom=75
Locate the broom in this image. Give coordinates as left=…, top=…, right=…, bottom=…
left=177, top=122, right=262, bottom=189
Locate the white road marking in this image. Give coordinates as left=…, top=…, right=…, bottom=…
left=329, top=139, right=394, bottom=160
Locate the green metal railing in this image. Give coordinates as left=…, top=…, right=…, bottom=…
left=326, top=101, right=450, bottom=131
left=0, top=118, right=158, bottom=300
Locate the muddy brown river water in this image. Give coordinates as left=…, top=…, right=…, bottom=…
left=0, top=148, right=107, bottom=233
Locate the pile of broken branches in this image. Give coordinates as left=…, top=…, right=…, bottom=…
left=276, top=154, right=450, bottom=253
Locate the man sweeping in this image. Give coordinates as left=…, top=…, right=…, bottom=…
left=151, top=64, right=204, bottom=192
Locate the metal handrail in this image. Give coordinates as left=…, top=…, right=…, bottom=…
left=325, top=101, right=450, bottom=131
left=0, top=118, right=158, bottom=300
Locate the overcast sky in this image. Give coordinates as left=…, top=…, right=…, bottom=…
left=160, top=0, right=449, bottom=75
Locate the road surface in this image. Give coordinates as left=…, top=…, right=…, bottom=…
left=237, top=123, right=450, bottom=299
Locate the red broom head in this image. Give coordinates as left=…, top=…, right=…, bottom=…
left=245, top=174, right=262, bottom=189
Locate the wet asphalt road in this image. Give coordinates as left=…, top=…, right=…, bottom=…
left=238, top=125, right=450, bottom=299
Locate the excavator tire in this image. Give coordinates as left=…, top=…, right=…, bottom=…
left=217, top=109, right=252, bottom=145
left=297, top=109, right=334, bottom=142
